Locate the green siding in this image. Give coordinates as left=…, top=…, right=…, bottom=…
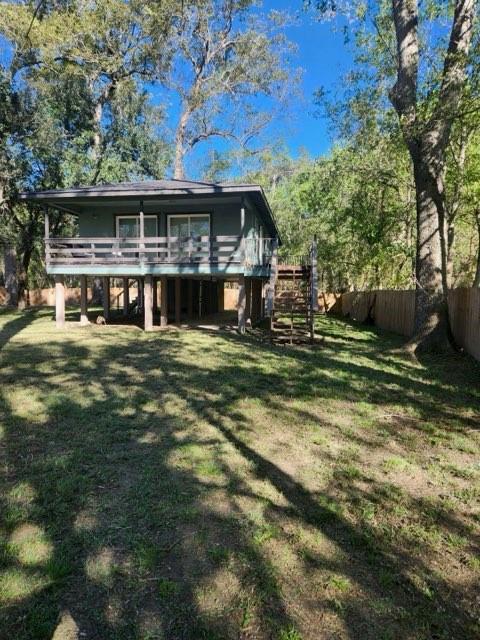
left=63, top=196, right=271, bottom=278
left=77, top=200, right=264, bottom=239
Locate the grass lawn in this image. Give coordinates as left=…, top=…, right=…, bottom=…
left=0, top=307, right=479, bottom=640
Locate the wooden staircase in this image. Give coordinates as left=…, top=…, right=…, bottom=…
left=270, top=263, right=315, bottom=345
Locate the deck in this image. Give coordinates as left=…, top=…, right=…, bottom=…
left=45, top=235, right=274, bottom=277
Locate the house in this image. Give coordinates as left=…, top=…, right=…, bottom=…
left=19, top=179, right=280, bottom=332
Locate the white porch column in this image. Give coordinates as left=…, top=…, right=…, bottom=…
left=144, top=275, right=153, bottom=331
left=102, top=276, right=110, bottom=321
left=238, top=275, right=246, bottom=334
left=55, top=275, right=65, bottom=329
left=80, top=275, right=89, bottom=325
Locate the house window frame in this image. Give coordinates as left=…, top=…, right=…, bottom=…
left=115, top=215, right=158, bottom=239
left=167, top=213, right=211, bottom=240
left=167, top=213, right=211, bottom=261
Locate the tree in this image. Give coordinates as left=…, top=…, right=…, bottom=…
left=389, top=0, right=476, bottom=352
left=0, top=0, right=174, bottom=300
left=311, top=0, right=479, bottom=351
left=168, top=0, right=294, bottom=179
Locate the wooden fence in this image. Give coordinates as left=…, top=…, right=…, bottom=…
left=0, top=285, right=241, bottom=312
left=1, top=284, right=478, bottom=361
left=332, top=288, right=480, bottom=361
left=0, top=286, right=140, bottom=308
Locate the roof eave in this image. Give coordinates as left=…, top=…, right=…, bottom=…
left=18, top=184, right=282, bottom=244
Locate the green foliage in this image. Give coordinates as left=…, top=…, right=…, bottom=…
left=243, top=135, right=416, bottom=290
left=0, top=0, right=174, bottom=291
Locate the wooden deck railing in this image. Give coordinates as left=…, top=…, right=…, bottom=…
left=45, top=235, right=274, bottom=267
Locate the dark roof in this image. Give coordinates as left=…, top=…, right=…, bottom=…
left=19, top=178, right=280, bottom=239
left=19, top=178, right=250, bottom=197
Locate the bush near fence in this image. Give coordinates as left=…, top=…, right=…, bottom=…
left=333, top=289, right=480, bottom=362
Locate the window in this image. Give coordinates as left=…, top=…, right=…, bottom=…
left=168, top=214, right=211, bottom=261
left=168, top=214, right=210, bottom=239
left=116, top=215, right=158, bottom=261
left=116, top=215, right=158, bottom=238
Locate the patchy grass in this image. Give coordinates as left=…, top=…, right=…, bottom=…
left=0, top=307, right=479, bottom=639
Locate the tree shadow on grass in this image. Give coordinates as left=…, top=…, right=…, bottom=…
left=0, top=313, right=479, bottom=639
left=0, top=327, right=295, bottom=639
left=0, top=308, right=41, bottom=350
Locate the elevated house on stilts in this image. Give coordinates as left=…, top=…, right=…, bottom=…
left=20, top=179, right=318, bottom=340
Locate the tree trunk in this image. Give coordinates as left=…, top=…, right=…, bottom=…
left=407, top=154, right=451, bottom=352
left=474, top=209, right=480, bottom=287
left=446, top=219, right=455, bottom=287
left=174, top=108, right=190, bottom=180
left=17, top=243, right=33, bottom=309
left=389, top=0, right=475, bottom=353
left=4, top=244, right=18, bottom=307
left=91, top=99, right=104, bottom=183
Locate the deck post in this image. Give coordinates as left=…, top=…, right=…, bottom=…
left=55, top=275, right=65, bottom=329
left=266, top=239, right=278, bottom=316
left=123, top=277, right=129, bottom=316
left=102, top=276, right=110, bottom=321
left=238, top=275, right=246, bottom=334
left=139, top=200, right=145, bottom=266
left=175, top=277, right=181, bottom=324
left=310, top=235, right=319, bottom=312
left=153, top=278, right=158, bottom=312
left=44, top=206, right=50, bottom=269
left=160, top=276, right=168, bottom=327
left=245, top=277, right=252, bottom=326
left=204, top=281, right=210, bottom=315
left=240, top=199, right=246, bottom=265
left=217, top=280, right=224, bottom=312
left=144, top=274, right=153, bottom=331
left=80, top=275, right=89, bottom=325
left=187, top=279, right=193, bottom=318
left=251, top=279, right=259, bottom=323
left=137, top=278, right=144, bottom=311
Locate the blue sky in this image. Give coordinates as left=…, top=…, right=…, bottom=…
left=177, top=2, right=355, bottom=176
left=262, top=1, right=353, bottom=158
left=1, top=1, right=355, bottom=176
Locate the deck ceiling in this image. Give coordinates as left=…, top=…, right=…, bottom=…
left=31, top=194, right=243, bottom=216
